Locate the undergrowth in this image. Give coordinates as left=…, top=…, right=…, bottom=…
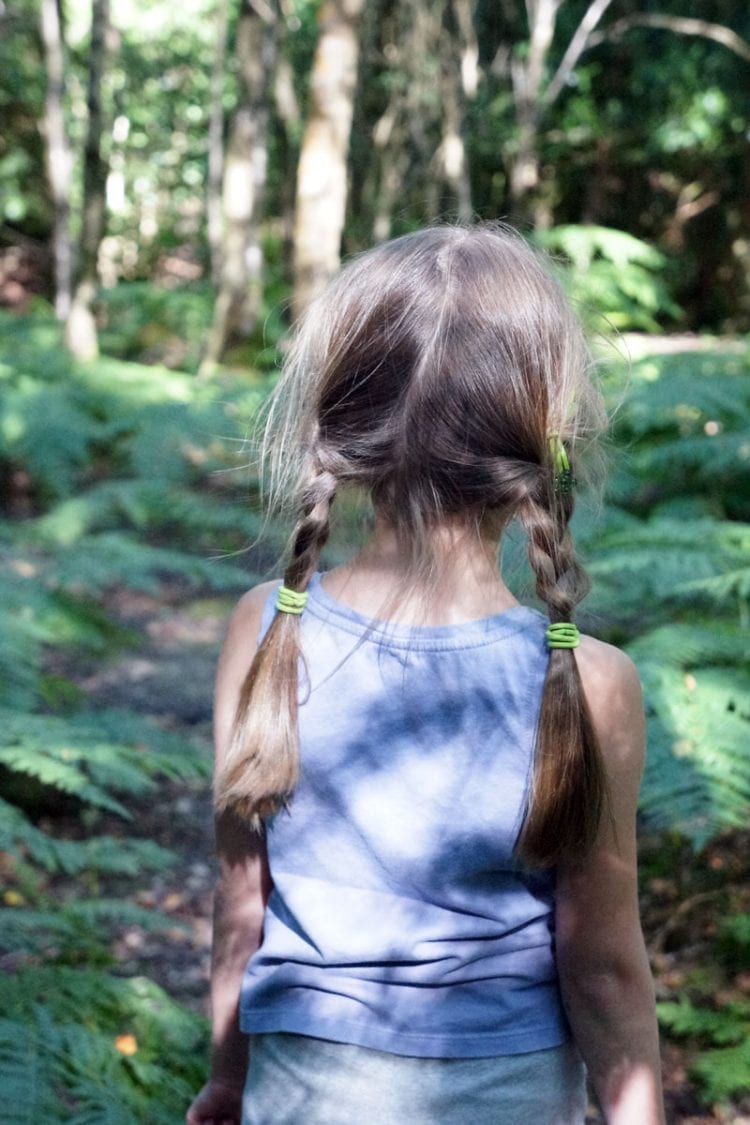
left=0, top=308, right=274, bottom=1121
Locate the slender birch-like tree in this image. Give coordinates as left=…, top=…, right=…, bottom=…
left=39, top=0, right=74, bottom=320
left=201, top=0, right=276, bottom=373
left=292, top=0, right=366, bottom=319
left=65, top=0, right=111, bottom=360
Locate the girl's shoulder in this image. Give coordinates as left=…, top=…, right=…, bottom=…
left=576, top=634, right=642, bottom=697
left=228, top=580, right=279, bottom=623
left=212, top=581, right=280, bottom=765
left=219, top=580, right=280, bottom=664
left=575, top=635, right=645, bottom=776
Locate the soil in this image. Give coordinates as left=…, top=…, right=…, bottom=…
left=63, top=584, right=750, bottom=1125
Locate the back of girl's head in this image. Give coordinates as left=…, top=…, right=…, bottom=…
left=217, top=223, right=609, bottom=868
left=265, top=223, right=604, bottom=584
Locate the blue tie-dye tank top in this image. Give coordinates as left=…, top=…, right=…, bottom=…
left=239, top=573, right=570, bottom=1058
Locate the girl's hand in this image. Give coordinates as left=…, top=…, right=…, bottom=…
left=185, top=1077, right=244, bottom=1125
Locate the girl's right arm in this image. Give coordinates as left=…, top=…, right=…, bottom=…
left=186, top=584, right=276, bottom=1125
left=555, top=640, right=665, bottom=1125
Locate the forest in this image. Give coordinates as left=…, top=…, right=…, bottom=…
left=0, top=0, right=749, bottom=1120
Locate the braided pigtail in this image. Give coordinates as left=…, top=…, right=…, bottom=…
left=516, top=459, right=608, bottom=868
left=214, top=462, right=337, bottom=825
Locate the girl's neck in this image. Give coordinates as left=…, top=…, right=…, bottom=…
left=321, top=514, right=519, bottom=626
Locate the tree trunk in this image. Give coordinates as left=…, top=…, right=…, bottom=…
left=508, top=0, right=616, bottom=227
left=40, top=0, right=74, bottom=320
left=435, top=0, right=473, bottom=223
left=201, top=0, right=276, bottom=374
left=354, top=0, right=409, bottom=244
left=207, top=0, right=230, bottom=286
left=272, top=32, right=301, bottom=284
left=292, top=0, right=366, bottom=319
left=65, top=0, right=110, bottom=361
left=508, top=0, right=560, bottom=226
left=370, top=99, right=410, bottom=243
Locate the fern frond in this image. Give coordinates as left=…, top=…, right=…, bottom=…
left=0, top=705, right=207, bottom=782
left=0, top=704, right=206, bottom=876
left=586, top=518, right=750, bottom=621
left=0, top=377, right=101, bottom=500
left=657, top=998, right=750, bottom=1044
left=0, top=1017, right=59, bottom=1123
left=627, top=625, right=750, bottom=845
left=0, top=900, right=184, bottom=956
left=0, top=800, right=174, bottom=876
left=615, top=350, right=750, bottom=438
left=29, top=479, right=264, bottom=548
left=0, top=969, right=208, bottom=1122
left=0, top=745, right=132, bottom=816
left=534, top=225, right=680, bottom=330
left=48, top=532, right=255, bottom=596
left=627, top=431, right=750, bottom=497
left=690, top=1039, right=750, bottom=1101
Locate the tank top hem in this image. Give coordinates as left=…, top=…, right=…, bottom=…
left=239, top=1010, right=570, bottom=1060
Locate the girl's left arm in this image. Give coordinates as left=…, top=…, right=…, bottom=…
left=555, top=639, right=665, bottom=1125
left=186, top=585, right=276, bottom=1125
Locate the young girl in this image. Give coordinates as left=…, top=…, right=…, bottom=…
left=186, top=225, right=664, bottom=1125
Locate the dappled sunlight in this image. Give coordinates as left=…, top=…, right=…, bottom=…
left=2, top=0, right=749, bottom=1112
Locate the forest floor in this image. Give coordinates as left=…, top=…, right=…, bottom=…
left=57, top=579, right=750, bottom=1125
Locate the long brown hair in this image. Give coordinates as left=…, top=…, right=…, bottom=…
left=215, top=224, right=609, bottom=867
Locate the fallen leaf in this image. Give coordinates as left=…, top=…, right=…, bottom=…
left=115, top=1034, right=138, bottom=1056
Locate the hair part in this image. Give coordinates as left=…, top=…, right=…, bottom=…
left=214, top=222, right=610, bottom=867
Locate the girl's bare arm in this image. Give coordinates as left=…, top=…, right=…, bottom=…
left=187, top=585, right=275, bottom=1123
left=555, top=639, right=665, bottom=1125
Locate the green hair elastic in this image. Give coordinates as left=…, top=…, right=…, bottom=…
left=546, top=622, right=580, bottom=649
left=548, top=433, right=575, bottom=496
left=275, top=585, right=308, bottom=615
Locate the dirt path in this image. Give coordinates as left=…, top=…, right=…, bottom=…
left=74, top=587, right=230, bottom=1009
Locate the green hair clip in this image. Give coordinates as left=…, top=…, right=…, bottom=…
left=276, top=585, right=308, bottom=615
left=546, top=622, right=580, bottom=649
left=548, top=434, right=575, bottom=496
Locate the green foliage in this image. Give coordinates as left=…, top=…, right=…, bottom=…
left=606, top=348, right=750, bottom=521
left=0, top=308, right=253, bottom=840
left=0, top=799, right=174, bottom=876
left=0, top=899, right=183, bottom=958
left=658, top=998, right=750, bottom=1102
left=97, top=282, right=215, bottom=373
left=578, top=343, right=750, bottom=848
left=0, top=310, right=268, bottom=503
left=0, top=310, right=270, bottom=1117
left=535, top=225, right=682, bottom=331
left=39, top=531, right=256, bottom=596
left=0, top=969, right=208, bottom=1124
left=720, top=911, right=750, bottom=956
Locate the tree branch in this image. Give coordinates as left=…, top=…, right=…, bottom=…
left=588, top=14, right=750, bottom=65
left=542, top=0, right=614, bottom=108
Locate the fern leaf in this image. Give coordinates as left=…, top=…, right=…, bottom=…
left=691, top=1038, right=750, bottom=1102
left=0, top=900, right=184, bottom=956
left=628, top=627, right=750, bottom=845
left=48, top=532, right=254, bottom=596
left=657, top=998, right=750, bottom=1045
left=0, top=745, right=132, bottom=817
left=615, top=350, right=750, bottom=438
left=0, top=800, right=174, bottom=876
left=0, top=1017, right=58, bottom=1123
left=0, top=968, right=208, bottom=1122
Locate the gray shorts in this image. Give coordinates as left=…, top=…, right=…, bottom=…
left=241, top=1033, right=587, bottom=1124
